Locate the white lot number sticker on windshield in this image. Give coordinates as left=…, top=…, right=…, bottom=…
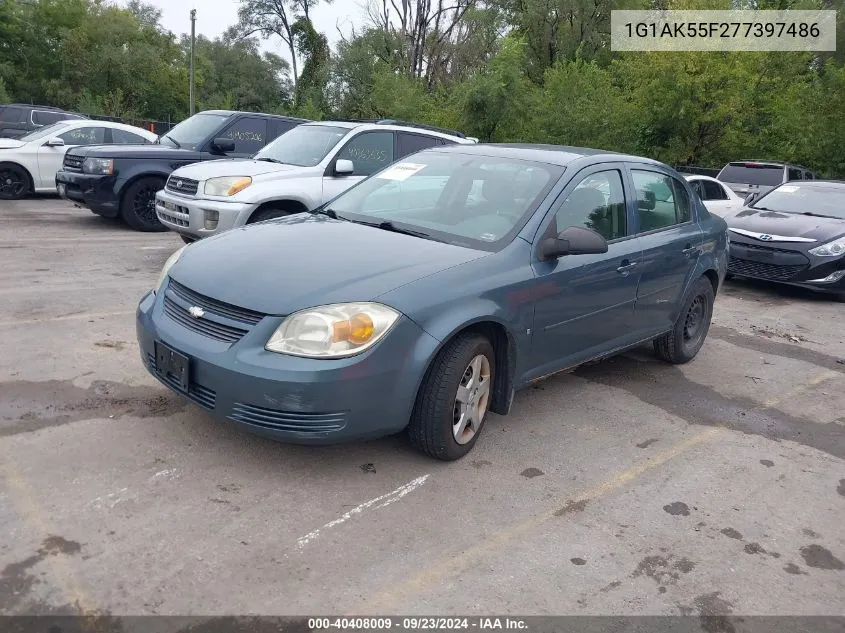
left=377, top=163, right=426, bottom=181
left=778, top=185, right=799, bottom=193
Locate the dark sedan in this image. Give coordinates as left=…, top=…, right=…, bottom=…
left=726, top=181, right=845, bottom=301
left=137, top=144, right=728, bottom=460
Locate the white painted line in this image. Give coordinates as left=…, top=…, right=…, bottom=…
left=296, top=474, right=430, bottom=548
left=140, top=245, right=175, bottom=250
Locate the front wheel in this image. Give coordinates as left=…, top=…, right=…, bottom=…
left=120, top=177, right=166, bottom=232
left=0, top=163, right=31, bottom=200
left=408, top=333, right=495, bottom=461
left=653, top=276, right=715, bottom=364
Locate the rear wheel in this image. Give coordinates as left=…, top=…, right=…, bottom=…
left=120, top=177, right=166, bottom=232
left=653, top=276, right=715, bottom=364
left=0, top=163, right=31, bottom=200
left=408, top=333, right=495, bottom=461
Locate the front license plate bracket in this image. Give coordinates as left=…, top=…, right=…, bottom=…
left=154, top=342, right=190, bottom=392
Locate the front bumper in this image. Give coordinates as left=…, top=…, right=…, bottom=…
left=55, top=170, right=119, bottom=217
left=155, top=188, right=256, bottom=240
left=727, top=237, right=845, bottom=294
left=136, top=283, right=440, bottom=444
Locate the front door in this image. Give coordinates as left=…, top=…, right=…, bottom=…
left=628, top=168, right=703, bottom=336
left=321, top=130, right=395, bottom=204
left=529, top=165, right=643, bottom=376
left=37, top=125, right=106, bottom=189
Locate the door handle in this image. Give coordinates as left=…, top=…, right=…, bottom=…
left=682, top=244, right=698, bottom=256
left=616, top=260, right=638, bottom=275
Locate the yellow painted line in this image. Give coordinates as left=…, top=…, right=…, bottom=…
left=0, top=310, right=135, bottom=327
left=1, top=452, right=95, bottom=613
left=353, top=368, right=836, bottom=613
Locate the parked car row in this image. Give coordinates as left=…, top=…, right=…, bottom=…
left=0, top=103, right=88, bottom=139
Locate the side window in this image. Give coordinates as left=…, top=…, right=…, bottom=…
left=110, top=128, right=150, bottom=144
left=702, top=179, right=728, bottom=200
left=33, top=110, right=66, bottom=126
left=221, top=117, right=268, bottom=154
left=554, top=170, right=628, bottom=241
left=58, top=126, right=106, bottom=145
left=397, top=133, right=441, bottom=159
left=269, top=119, right=298, bottom=142
left=787, top=167, right=802, bottom=181
left=335, top=131, right=395, bottom=177
left=631, top=170, right=691, bottom=232
left=0, top=107, right=25, bottom=123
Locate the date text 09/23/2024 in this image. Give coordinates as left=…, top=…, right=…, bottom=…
left=308, top=618, right=529, bottom=630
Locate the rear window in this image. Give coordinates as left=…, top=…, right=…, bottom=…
left=718, top=163, right=784, bottom=186
left=0, top=106, right=24, bottom=123
left=33, top=110, right=68, bottom=126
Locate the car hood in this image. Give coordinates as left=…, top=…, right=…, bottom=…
left=171, top=158, right=311, bottom=180
left=727, top=207, right=845, bottom=242
left=168, top=214, right=488, bottom=315
left=0, top=139, right=25, bottom=149
left=67, top=144, right=206, bottom=160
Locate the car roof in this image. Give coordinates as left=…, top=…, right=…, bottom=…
left=303, top=119, right=472, bottom=142
left=426, top=142, right=667, bottom=167
left=199, top=110, right=309, bottom=122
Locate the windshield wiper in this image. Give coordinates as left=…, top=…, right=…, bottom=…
left=800, top=211, right=839, bottom=219
left=163, top=134, right=181, bottom=148
left=352, top=219, right=434, bottom=240
left=311, top=207, right=339, bottom=219
left=256, top=157, right=283, bottom=164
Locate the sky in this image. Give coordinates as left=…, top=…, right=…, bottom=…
left=122, top=0, right=369, bottom=65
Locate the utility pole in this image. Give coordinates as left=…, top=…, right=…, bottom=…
left=189, top=9, right=197, bottom=116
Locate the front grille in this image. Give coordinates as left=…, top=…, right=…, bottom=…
left=146, top=353, right=217, bottom=409
left=161, top=279, right=265, bottom=345
left=168, top=280, right=264, bottom=326
left=163, top=295, right=249, bottom=343
left=157, top=207, right=189, bottom=228
left=728, top=257, right=807, bottom=281
left=165, top=176, right=199, bottom=196
left=63, top=154, right=83, bottom=172
left=229, top=403, right=347, bottom=433
left=734, top=242, right=801, bottom=255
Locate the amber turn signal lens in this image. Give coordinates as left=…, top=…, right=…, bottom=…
left=332, top=312, right=375, bottom=345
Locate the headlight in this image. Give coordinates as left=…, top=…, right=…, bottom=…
left=808, top=237, right=845, bottom=257
left=265, top=302, right=401, bottom=358
left=204, top=176, right=252, bottom=197
left=82, top=158, right=114, bottom=175
left=154, top=245, right=187, bottom=291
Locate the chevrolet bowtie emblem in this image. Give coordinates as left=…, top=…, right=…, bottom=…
left=188, top=306, right=205, bottom=318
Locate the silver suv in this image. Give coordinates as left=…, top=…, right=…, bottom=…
left=155, top=119, right=477, bottom=242
left=717, top=160, right=816, bottom=201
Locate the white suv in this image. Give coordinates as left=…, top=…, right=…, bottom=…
left=155, top=119, right=477, bottom=242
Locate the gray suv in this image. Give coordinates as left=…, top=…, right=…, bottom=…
left=717, top=160, right=816, bottom=201
left=155, top=119, right=477, bottom=242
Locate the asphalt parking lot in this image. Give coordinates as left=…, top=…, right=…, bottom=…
left=1, top=197, right=844, bottom=619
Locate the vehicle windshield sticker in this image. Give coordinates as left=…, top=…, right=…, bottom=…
left=377, top=163, right=426, bottom=181
left=480, top=233, right=497, bottom=241
left=778, top=185, right=799, bottom=193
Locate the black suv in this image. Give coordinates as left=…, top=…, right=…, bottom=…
left=0, top=104, right=88, bottom=139
left=55, top=110, right=309, bottom=231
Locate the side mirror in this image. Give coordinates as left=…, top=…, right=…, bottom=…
left=637, top=190, right=656, bottom=211
left=45, top=137, right=65, bottom=147
left=744, top=193, right=758, bottom=206
left=540, top=226, right=609, bottom=261
left=334, top=159, right=354, bottom=176
left=211, top=137, right=236, bottom=154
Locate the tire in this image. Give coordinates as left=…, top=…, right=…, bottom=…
left=120, top=177, right=166, bottom=232
left=0, top=163, right=31, bottom=200
left=408, top=333, right=495, bottom=461
left=653, top=276, right=715, bottom=364
left=248, top=207, right=292, bottom=224
left=180, top=234, right=195, bottom=245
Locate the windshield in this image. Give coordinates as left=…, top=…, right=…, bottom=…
left=253, top=124, right=349, bottom=166
left=159, top=113, right=231, bottom=149
left=752, top=183, right=845, bottom=219
left=324, top=151, right=559, bottom=250
left=19, top=122, right=72, bottom=142
left=718, top=163, right=784, bottom=186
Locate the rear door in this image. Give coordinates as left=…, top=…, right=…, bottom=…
left=396, top=132, right=444, bottom=160
left=0, top=106, right=27, bottom=138
left=217, top=116, right=269, bottom=158
left=628, top=166, right=703, bottom=337
left=690, top=177, right=738, bottom=218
